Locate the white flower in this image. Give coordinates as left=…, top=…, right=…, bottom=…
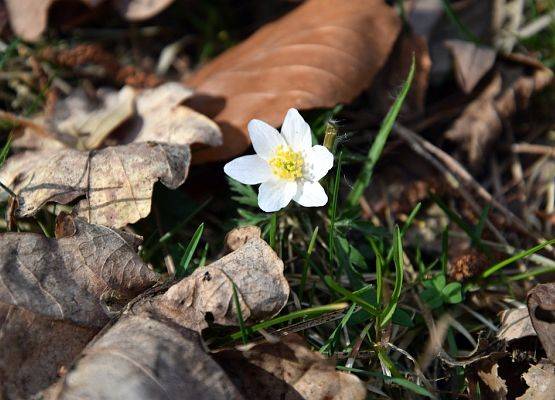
left=224, top=108, right=334, bottom=212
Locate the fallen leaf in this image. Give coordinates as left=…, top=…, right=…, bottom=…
left=516, top=359, right=555, bottom=400
left=159, top=234, right=290, bottom=331
left=43, top=313, right=243, bottom=400
left=44, top=233, right=288, bottom=398
left=114, top=0, right=175, bottom=21
left=498, top=307, right=537, bottom=342
left=445, top=54, right=553, bottom=169
left=5, top=0, right=174, bottom=42
left=0, top=142, right=190, bottom=228
left=215, top=334, right=367, bottom=400
left=224, top=225, right=262, bottom=253
left=185, top=0, right=402, bottom=162
left=445, top=39, right=497, bottom=94
left=48, top=86, right=136, bottom=150
left=527, top=283, right=555, bottom=363
left=117, top=82, right=222, bottom=148
left=477, top=363, right=508, bottom=400
left=0, top=213, right=158, bottom=397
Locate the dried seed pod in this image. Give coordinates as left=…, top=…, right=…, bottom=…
left=449, top=249, right=489, bottom=281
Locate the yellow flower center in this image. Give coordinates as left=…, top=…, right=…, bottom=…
left=268, top=145, right=304, bottom=180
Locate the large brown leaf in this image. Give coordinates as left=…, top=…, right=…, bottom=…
left=215, top=334, right=367, bottom=400
left=185, top=0, right=401, bottom=162
left=45, top=232, right=288, bottom=399
left=0, top=142, right=190, bottom=228
left=527, top=283, right=555, bottom=363
left=158, top=233, right=290, bottom=331
left=0, top=214, right=159, bottom=398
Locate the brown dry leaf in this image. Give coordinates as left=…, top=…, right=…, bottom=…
left=215, top=334, right=366, bottom=400
left=445, top=39, right=497, bottom=94
left=48, top=86, right=136, bottom=150
left=114, top=0, right=175, bottom=20
left=445, top=54, right=553, bottom=169
left=44, top=313, right=243, bottom=400
left=117, top=82, right=222, bottom=148
left=224, top=225, right=262, bottom=253
left=185, top=0, right=402, bottom=162
left=498, top=307, right=536, bottom=342
left=45, top=233, right=288, bottom=399
left=527, top=283, right=555, bottom=363
left=516, top=359, right=555, bottom=400
left=477, top=363, right=508, bottom=400
left=5, top=0, right=174, bottom=41
left=0, top=214, right=158, bottom=398
left=0, top=142, right=190, bottom=228
left=159, top=233, right=290, bottom=331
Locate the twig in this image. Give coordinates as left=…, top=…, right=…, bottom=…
left=511, top=143, right=555, bottom=156
left=393, top=123, right=551, bottom=249
left=517, top=9, right=555, bottom=38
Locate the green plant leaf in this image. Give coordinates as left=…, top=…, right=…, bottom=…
left=442, top=282, right=463, bottom=304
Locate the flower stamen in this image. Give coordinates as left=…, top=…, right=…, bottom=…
left=268, top=145, right=304, bottom=180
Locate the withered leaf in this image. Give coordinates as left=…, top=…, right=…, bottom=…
left=117, top=82, right=222, bottom=148
left=48, top=86, right=136, bottom=150
left=516, top=359, right=555, bottom=400
left=215, top=334, right=367, bottom=400
left=445, top=39, right=497, bottom=94
left=0, top=214, right=157, bottom=326
left=477, top=363, right=508, bottom=400
left=185, top=0, right=401, bottom=162
left=44, top=314, right=242, bottom=400
left=498, top=307, right=536, bottom=342
left=445, top=54, right=553, bottom=169
left=0, top=142, right=190, bottom=228
left=5, top=0, right=174, bottom=42
left=527, top=283, right=555, bottom=363
left=45, top=233, right=288, bottom=399
left=114, top=0, right=175, bottom=21
left=159, top=234, right=289, bottom=331
left=0, top=214, right=158, bottom=398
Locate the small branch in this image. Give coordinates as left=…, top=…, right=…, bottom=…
left=512, top=143, right=555, bottom=156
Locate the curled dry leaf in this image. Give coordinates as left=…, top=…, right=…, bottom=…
left=445, top=54, right=553, bottom=169
left=45, top=233, right=288, bottom=399
left=215, top=334, right=366, bottom=400
left=5, top=0, right=174, bottom=41
left=0, top=214, right=158, bottom=398
left=477, top=363, right=508, bottom=400
left=498, top=307, right=536, bottom=342
left=516, top=359, right=555, bottom=400
left=224, top=225, right=262, bottom=253
left=527, top=283, right=555, bottom=363
left=445, top=39, right=497, bottom=94
left=160, top=235, right=289, bottom=331
left=1, top=142, right=189, bottom=228
left=48, top=86, right=136, bottom=150
left=185, top=0, right=401, bottom=162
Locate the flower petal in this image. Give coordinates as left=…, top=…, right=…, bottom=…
left=248, top=119, right=286, bottom=160
left=304, top=145, right=334, bottom=181
left=281, top=108, right=312, bottom=151
left=293, top=181, right=328, bottom=208
left=224, top=155, right=272, bottom=184
left=258, top=179, right=296, bottom=212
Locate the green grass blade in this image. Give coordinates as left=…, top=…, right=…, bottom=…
left=177, top=223, right=205, bottom=277
left=232, top=283, right=249, bottom=344
left=324, top=276, right=379, bottom=316
left=346, top=57, right=415, bottom=208
left=300, top=226, right=319, bottom=303
left=381, top=226, right=404, bottom=327
left=229, top=303, right=348, bottom=341
left=328, top=151, right=343, bottom=266
left=482, top=239, right=555, bottom=278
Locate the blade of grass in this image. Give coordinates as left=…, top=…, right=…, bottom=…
left=269, top=213, right=277, bottom=250
left=231, top=283, right=249, bottom=344
left=481, top=239, right=555, bottom=278
left=368, top=237, right=384, bottom=305
left=324, top=276, right=379, bottom=316
left=328, top=151, right=343, bottom=266
left=380, top=226, right=404, bottom=327
left=346, top=56, right=415, bottom=208
left=228, top=303, right=348, bottom=341
left=176, top=223, right=204, bottom=278
left=300, top=226, right=319, bottom=304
